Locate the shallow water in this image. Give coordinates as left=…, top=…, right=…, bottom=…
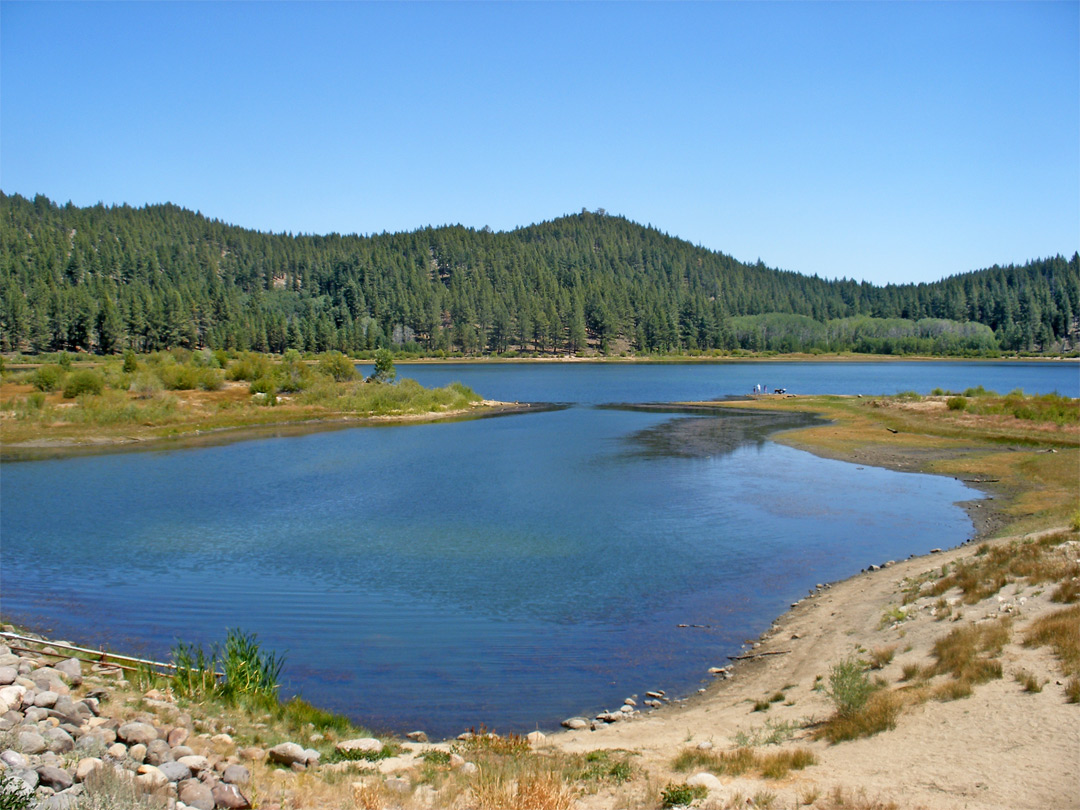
left=1, top=361, right=1073, bottom=736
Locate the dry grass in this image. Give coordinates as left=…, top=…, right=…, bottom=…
left=814, top=690, right=901, bottom=743
left=867, top=646, right=896, bottom=670
left=813, top=786, right=901, bottom=810
left=470, top=768, right=576, bottom=810
left=672, top=745, right=816, bottom=780
left=1024, top=604, right=1080, bottom=677
left=930, top=617, right=1010, bottom=693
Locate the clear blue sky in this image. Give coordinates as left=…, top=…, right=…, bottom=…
left=2, top=1, right=1077, bottom=285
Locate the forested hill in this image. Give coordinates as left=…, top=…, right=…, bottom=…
left=1, top=192, right=1077, bottom=357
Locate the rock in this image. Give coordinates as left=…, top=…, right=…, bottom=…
left=448, top=753, right=465, bottom=769
left=0, top=685, right=24, bottom=709
left=168, top=727, right=191, bottom=747
left=459, top=762, right=478, bottom=776
left=34, top=690, right=60, bottom=708
left=696, top=741, right=713, bottom=751
left=117, top=721, right=158, bottom=745
left=16, top=730, right=47, bottom=754
left=526, top=731, right=546, bottom=746
left=36, top=792, right=80, bottom=810
left=336, top=737, right=383, bottom=754
left=686, top=772, right=724, bottom=793
left=645, top=690, right=665, bottom=698
left=3, top=769, right=36, bottom=799
left=222, top=764, right=250, bottom=786
left=238, top=747, right=265, bottom=762
left=129, top=743, right=147, bottom=763
left=178, top=755, right=209, bottom=773
left=212, top=782, right=252, bottom=809
left=0, top=667, right=16, bottom=686
left=405, top=730, right=428, bottom=743
left=158, top=760, right=192, bottom=782
left=1, top=750, right=28, bottom=768
left=268, top=742, right=307, bottom=767
left=54, top=659, right=83, bottom=686
left=211, top=733, right=234, bottom=746
left=623, top=698, right=637, bottom=706
left=146, top=739, right=172, bottom=765
left=385, top=776, right=411, bottom=792
left=303, top=748, right=321, bottom=767
left=13, top=769, right=38, bottom=791
left=36, top=764, right=75, bottom=791
left=171, top=745, right=195, bottom=759
left=44, top=727, right=75, bottom=753
left=106, top=742, right=127, bottom=760
left=136, top=764, right=169, bottom=791
left=74, top=758, right=104, bottom=782
left=560, top=716, right=589, bottom=730
left=179, top=779, right=216, bottom=810
left=619, top=704, right=634, bottom=714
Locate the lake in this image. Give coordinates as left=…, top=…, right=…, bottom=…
left=1, top=361, right=1075, bottom=737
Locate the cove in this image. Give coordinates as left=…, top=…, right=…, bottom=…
left=1, top=361, right=1072, bottom=738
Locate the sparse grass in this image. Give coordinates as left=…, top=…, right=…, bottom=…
left=752, top=699, right=771, bottom=712
left=732, top=718, right=800, bottom=747
left=930, top=617, right=1010, bottom=694
left=573, top=750, right=634, bottom=784
left=79, top=766, right=169, bottom=810
left=868, top=646, right=896, bottom=670
left=816, top=786, right=900, bottom=810
left=471, top=766, right=576, bottom=810
left=1065, top=677, right=1080, bottom=703
left=1014, top=669, right=1044, bottom=693
left=455, top=727, right=532, bottom=757
left=1024, top=604, right=1080, bottom=677
left=815, top=690, right=901, bottom=743
left=672, top=745, right=815, bottom=779
left=327, top=741, right=400, bottom=763
left=879, top=606, right=908, bottom=628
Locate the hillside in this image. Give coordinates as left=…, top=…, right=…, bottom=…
left=1, top=193, right=1076, bottom=357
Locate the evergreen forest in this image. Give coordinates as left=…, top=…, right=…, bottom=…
left=1, top=192, right=1077, bottom=358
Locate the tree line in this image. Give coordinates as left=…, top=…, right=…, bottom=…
left=1, top=192, right=1076, bottom=357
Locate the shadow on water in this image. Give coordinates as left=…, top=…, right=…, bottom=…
left=600, top=403, right=826, bottom=459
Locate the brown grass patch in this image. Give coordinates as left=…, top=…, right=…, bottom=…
left=814, top=690, right=901, bottom=743
left=672, top=746, right=816, bottom=780
left=1024, top=604, right=1080, bottom=677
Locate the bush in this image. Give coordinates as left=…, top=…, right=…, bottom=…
left=318, top=350, right=358, bottom=382
left=225, top=352, right=272, bottom=382
left=157, top=364, right=223, bottom=391
left=62, top=369, right=105, bottom=398
left=31, top=364, right=65, bottom=392
left=661, top=783, right=707, bottom=808
left=129, top=372, right=164, bottom=399
left=249, top=377, right=277, bottom=405
left=368, top=348, right=396, bottom=383
left=825, top=657, right=874, bottom=718
left=946, top=396, right=967, bottom=411
left=122, top=350, right=138, bottom=373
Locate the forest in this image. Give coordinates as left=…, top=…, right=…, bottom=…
left=1, top=192, right=1077, bottom=357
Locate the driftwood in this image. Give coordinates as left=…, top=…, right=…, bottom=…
left=727, top=649, right=792, bottom=661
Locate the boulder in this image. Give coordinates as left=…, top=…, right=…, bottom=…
left=0, top=667, right=17, bottom=686
left=222, top=764, right=250, bottom=786
left=36, top=792, right=80, bottom=810
left=177, top=755, right=209, bottom=773
left=117, top=721, right=158, bottom=746
left=106, top=742, right=127, bottom=760
left=179, top=779, right=216, bottom=810
left=212, top=782, right=252, bottom=809
left=74, top=757, right=104, bottom=782
left=16, top=730, right=47, bottom=755
left=167, top=727, right=190, bottom=747
left=211, top=733, right=234, bottom=746
left=459, top=762, right=478, bottom=776
left=157, top=760, right=192, bottom=783
left=128, top=743, right=147, bottom=763
left=145, top=739, right=173, bottom=765
left=136, top=764, right=169, bottom=791
left=686, top=772, right=724, bottom=793
left=267, top=742, right=307, bottom=767
left=34, top=690, right=59, bottom=708
left=303, top=749, right=321, bottom=767
left=1, top=750, right=28, bottom=769
left=526, top=731, right=547, bottom=746
left=54, top=659, right=83, bottom=686
left=44, top=727, right=75, bottom=753
left=335, top=737, right=383, bottom=755
left=405, top=730, right=428, bottom=743
left=560, top=716, right=589, bottom=730
left=238, top=747, right=265, bottom=762
left=35, top=764, right=75, bottom=791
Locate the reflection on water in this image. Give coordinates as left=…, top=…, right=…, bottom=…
left=619, top=407, right=822, bottom=458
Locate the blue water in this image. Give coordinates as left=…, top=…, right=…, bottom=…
left=1, top=361, right=1074, bottom=737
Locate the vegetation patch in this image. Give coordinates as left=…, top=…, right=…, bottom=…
left=672, top=745, right=816, bottom=779
left=1024, top=604, right=1080, bottom=677
left=660, top=782, right=708, bottom=808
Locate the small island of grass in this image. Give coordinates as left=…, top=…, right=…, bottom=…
left=0, top=348, right=504, bottom=458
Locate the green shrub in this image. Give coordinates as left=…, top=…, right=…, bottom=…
left=31, top=364, right=65, bottom=392
left=129, top=372, right=164, bottom=399
left=122, top=350, right=138, bottom=373
left=825, top=657, right=874, bottom=718
left=157, top=364, right=223, bottom=391
left=661, top=783, right=707, bottom=808
left=946, top=396, right=967, bottom=411
left=62, top=369, right=105, bottom=398
left=318, top=351, right=358, bottom=382
left=368, top=348, right=396, bottom=383
left=226, top=352, right=272, bottom=382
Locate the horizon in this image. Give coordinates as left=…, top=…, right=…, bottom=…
left=2, top=2, right=1076, bottom=286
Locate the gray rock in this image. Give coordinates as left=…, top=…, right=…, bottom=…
left=386, top=775, right=411, bottom=792
left=44, top=727, right=75, bottom=753
left=136, top=764, right=169, bottom=791
left=36, top=764, right=74, bottom=791
left=222, top=764, right=250, bottom=786
left=146, top=739, right=173, bottom=765
left=302, top=749, right=320, bottom=767
left=0, top=667, right=16, bottom=686
left=1, top=749, right=29, bottom=769
left=167, top=727, right=190, bottom=747
left=459, top=762, right=478, bottom=776
left=267, top=742, right=307, bottom=767
left=128, top=743, right=147, bottom=763
left=177, top=755, right=208, bottom=773
left=75, top=733, right=108, bottom=757
left=178, top=779, right=216, bottom=810
left=560, top=716, right=589, bottom=730
left=212, top=782, right=252, bottom=809
left=16, top=729, right=47, bottom=754
left=24, top=707, right=49, bottom=723
left=53, top=659, right=83, bottom=686
left=405, top=730, right=428, bottom=742
left=170, top=745, right=195, bottom=759
left=158, top=760, right=193, bottom=782
left=686, top=772, right=724, bottom=793
left=37, top=792, right=81, bottom=810
left=52, top=695, right=79, bottom=717
left=10, top=768, right=38, bottom=793
left=117, top=722, right=158, bottom=745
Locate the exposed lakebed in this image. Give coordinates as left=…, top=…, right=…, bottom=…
left=2, top=362, right=1075, bottom=738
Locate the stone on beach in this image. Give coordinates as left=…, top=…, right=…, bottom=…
left=560, top=716, right=589, bottom=729
left=117, top=721, right=158, bottom=745
left=336, top=737, right=383, bottom=754
left=268, top=742, right=307, bottom=767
